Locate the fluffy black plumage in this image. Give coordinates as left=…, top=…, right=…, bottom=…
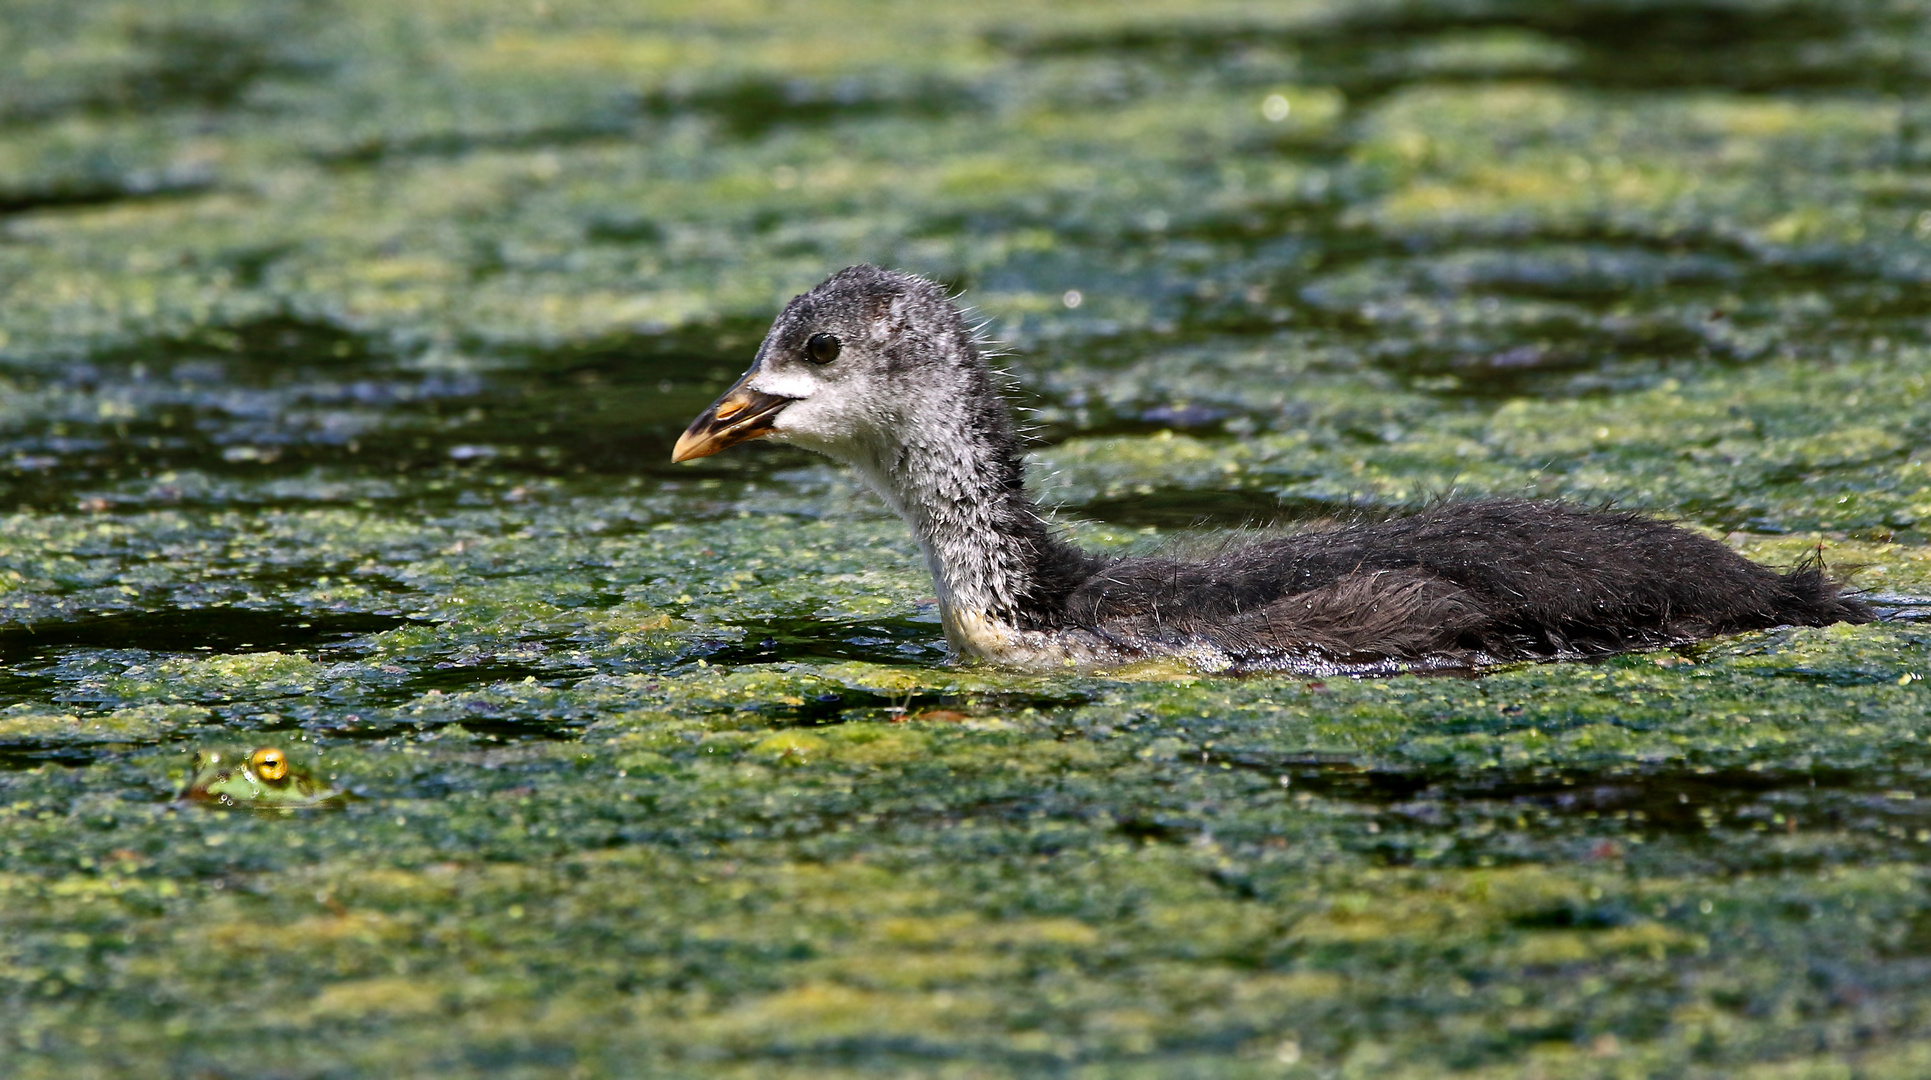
left=682, top=265, right=1873, bottom=673
left=1049, top=500, right=1870, bottom=672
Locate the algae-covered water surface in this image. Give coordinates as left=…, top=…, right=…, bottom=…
left=4, top=0, right=1931, bottom=1076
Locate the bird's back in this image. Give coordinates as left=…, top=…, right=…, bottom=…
left=1060, top=500, right=1871, bottom=673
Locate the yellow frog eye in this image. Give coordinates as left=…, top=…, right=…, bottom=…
left=250, top=747, right=289, bottom=782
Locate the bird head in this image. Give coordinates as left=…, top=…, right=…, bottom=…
left=672, top=265, right=981, bottom=469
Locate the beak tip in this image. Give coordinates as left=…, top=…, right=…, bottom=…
left=669, top=432, right=712, bottom=464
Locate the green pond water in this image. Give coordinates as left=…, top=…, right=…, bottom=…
left=3, top=0, right=1931, bottom=1075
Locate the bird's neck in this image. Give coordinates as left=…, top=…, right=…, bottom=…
left=840, top=397, right=1094, bottom=658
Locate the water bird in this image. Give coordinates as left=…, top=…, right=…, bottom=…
left=673, top=265, right=1872, bottom=674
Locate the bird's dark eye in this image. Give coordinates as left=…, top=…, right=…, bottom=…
left=804, top=333, right=841, bottom=364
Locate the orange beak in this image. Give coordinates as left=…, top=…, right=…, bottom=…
left=671, top=376, right=795, bottom=463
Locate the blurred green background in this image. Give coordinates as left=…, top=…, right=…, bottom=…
left=3, top=1, right=1931, bottom=1076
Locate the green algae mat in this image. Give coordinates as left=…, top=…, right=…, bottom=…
left=4, top=0, right=1931, bottom=1076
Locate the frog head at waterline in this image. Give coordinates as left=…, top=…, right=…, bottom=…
left=178, top=747, right=344, bottom=811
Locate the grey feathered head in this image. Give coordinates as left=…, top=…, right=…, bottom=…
left=673, top=265, right=997, bottom=469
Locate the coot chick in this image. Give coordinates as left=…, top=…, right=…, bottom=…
left=673, top=265, right=1871, bottom=674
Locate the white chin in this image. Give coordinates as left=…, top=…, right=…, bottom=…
left=772, top=419, right=891, bottom=476
left=769, top=427, right=847, bottom=463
